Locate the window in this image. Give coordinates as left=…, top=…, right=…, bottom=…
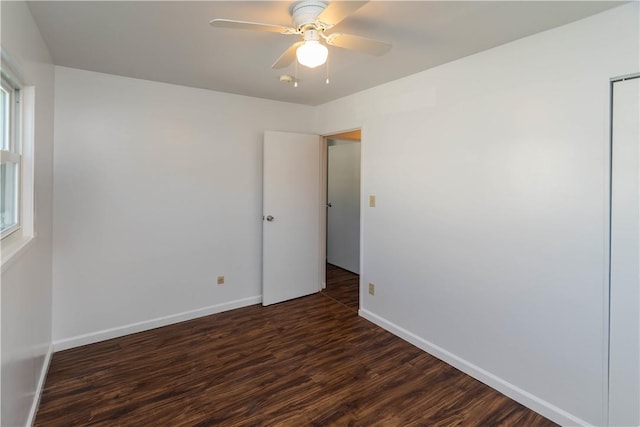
left=0, top=63, right=34, bottom=265
left=0, top=75, right=21, bottom=239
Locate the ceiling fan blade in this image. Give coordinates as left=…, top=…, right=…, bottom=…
left=325, top=33, right=391, bottom=56
left=317, top=1, right=368, bottom=28
left=209, top=19, right=297, bottom=35
left=272, top=42, right=304, bottom=69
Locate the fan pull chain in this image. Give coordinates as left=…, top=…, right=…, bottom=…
left=325, top=56, right=330, bottom=84
left=294, top=61, right=299, bottom=88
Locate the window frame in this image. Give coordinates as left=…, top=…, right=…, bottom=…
left=0, top=74, right=22, bottom=240
left=0, top=53, right=35, bottom=270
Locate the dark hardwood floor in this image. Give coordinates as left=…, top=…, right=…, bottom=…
left=323, top=263, right=359, bottom=311
left=36, top=268, right=556, bottom=426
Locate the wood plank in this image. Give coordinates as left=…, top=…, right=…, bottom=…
left=35, top=279, right=556, bottom=426
left=323, top=263, right=359, bottom=311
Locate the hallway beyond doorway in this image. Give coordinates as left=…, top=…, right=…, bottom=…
left=322, top=263, right=359, bottom=311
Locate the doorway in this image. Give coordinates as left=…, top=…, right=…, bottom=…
left=322, top=129, right=361, bottom=311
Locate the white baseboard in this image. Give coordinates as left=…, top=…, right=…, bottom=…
left=26, top=343, right=53, bottom=427
left=53, top=296, right=262, bottom=352
left=358, top=308, right=591, bottom=427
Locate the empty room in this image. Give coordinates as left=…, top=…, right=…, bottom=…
left=1, top=1, right=639, bottom=426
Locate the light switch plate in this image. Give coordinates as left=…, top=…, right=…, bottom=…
left=369, top=195, right=376, bottom=207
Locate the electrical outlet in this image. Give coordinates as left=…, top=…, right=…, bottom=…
left=217, top=276, right=225, bottom=285
left=369, top=283, right=375, bottom=295
left=369, top=195, right=376, bottom=207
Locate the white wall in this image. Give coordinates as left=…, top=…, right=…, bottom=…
left=316, top=4, right=638, bottom=426
left=52, top=67, right=315, bottom=348
left=327, top=140, right=360, bottom=273
left=0, top=2, right=55, bottom=426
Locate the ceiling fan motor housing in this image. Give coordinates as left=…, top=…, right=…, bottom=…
left=290, top=0, right=328, bottom=30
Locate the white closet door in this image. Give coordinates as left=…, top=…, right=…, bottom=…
left=609, top=76, right=639, bottom=427
left=327, top=142, right=361, bottom=274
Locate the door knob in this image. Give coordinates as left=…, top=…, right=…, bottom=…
left=327, top=202, right=332, bottom=208
left=266, top=215, right=274, bottom=222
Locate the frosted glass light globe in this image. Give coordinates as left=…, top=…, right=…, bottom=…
left=296, top=41, right=328, bottom=68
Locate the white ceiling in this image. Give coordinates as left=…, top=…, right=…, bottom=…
left=27, top=1, right=623, bottom=105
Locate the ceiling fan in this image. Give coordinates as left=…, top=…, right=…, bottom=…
left=209, top=0, right=391, bottom=70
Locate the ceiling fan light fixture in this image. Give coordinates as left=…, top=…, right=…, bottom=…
left=296, top=41, right=328, bottom=68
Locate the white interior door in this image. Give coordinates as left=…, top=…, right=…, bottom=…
left=263, top=131, right=323, bottom=306
left=609, top=76, right=639, bottom=427
left=327, top=142, right=361, bottom=273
